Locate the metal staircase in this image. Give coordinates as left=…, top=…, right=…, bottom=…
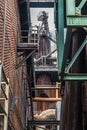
left=32, top=83, right=61, bottom=102
left=16, top=4, right=61, bottom=129
left=27, top=82, right=61, bottom=130
left=26, top=11, right=61, bottom=130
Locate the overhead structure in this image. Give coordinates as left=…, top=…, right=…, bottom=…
left=30, top=0, right=54, bottom=8
left=54, top=0, right=87, bottom=130
left=27, top=9, right=61, bottom=129
left=16, top=0, right=61, bottom=129
left=1, top=0, right=87, bottom=130
left=55, top=0, right=87, bottom=81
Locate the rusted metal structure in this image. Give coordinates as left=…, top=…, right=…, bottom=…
left=27, top=8, right=61, bottom=129
left=1, top=0, right=87, bottom=130
left=54, top=0, right=87, bottom=130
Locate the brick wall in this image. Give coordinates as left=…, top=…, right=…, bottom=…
left=0, top=0, right=26, bottom=130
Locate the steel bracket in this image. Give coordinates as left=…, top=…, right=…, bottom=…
left=66, top=0, right=87, bottom=26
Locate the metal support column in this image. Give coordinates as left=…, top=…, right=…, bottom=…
left=58, top=0, right=64, bottom=75
left=56, top=101, right=61, bottom=130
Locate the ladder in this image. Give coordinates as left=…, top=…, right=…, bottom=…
left=27, top=82, right=61, bottom=129
left=32, top=82, right=61, bottom=102
left=0, top=65, right=9, bottom=130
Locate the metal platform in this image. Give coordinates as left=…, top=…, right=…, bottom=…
left=34, top=66, right=58, bottom=83
left=28, top=120, right=60, bottom=125
left=17, top=43, right=38, bottom=52
left=34, top=66, right=58, bottom=72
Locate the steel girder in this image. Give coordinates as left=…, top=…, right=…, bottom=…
left=55, top=0, right=87, bottom=81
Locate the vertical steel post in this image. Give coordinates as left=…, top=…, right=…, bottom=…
left=71, top=29, right=85, bottom=130
left=56, top=101, right=61, bottom=130
left=58, top=0, right=64, bottom=74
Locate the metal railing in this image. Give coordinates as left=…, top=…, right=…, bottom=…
left=18, top=26, right=38, bottom=44
left=34, top=44, right=57, bottom=67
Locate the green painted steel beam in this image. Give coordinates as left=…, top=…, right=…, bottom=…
left=63, top=73, right=87, bottom=81
left=67, top=16, right=87, bottom=26
left=66, top=0, right=87, bottom=26
left=58, top=0, right=64, bottom=74
left=65, top=37, right=87, bottom=73
left=61, top=27, right=72, bottom=78
left=56, top=0, right=87, bottom=81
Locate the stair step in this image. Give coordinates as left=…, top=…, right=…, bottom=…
left=31, top=87, right=58, bottom=90
left=1, top=82, right=6, bottom=85
left=0, top=98, right=6, bottom=100
left=28, top=120, right=60, bottom=125
left=17, top=43, right=38, bottom=52
left=32, top=97, right=61, bottom=102
left=31, top=84, right=60, bottom=90
left=0, top=113, right=5, bottom=116
left=1, top=86, right=8, bottom=100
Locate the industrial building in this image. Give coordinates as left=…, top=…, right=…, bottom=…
left=0, top=0, right=87, bottom=130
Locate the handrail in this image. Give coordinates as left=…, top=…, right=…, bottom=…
left=18, top=26, right=38, bottom=43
